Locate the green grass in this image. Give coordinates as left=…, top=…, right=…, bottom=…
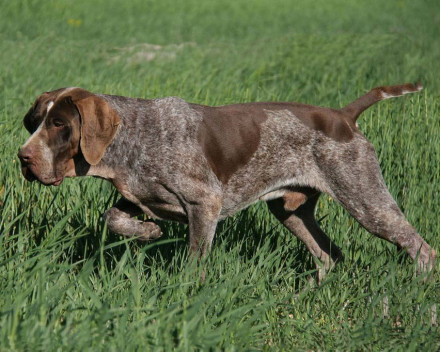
left=1, top=0, right=440, bottom=350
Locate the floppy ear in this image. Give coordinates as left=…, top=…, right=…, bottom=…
left=75, top=96, right=120, bottom=165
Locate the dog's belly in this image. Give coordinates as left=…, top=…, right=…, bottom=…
left=219, top=188, right=290, bottom=218
left=220, top=163, right=325, bottom=218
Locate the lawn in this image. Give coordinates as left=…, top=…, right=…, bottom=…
left=1, top=0, right=440, bottom=350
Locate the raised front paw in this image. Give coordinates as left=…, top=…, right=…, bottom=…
left=136, top=222, right=162, bottom=241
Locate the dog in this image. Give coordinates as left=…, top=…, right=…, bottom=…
left=18, top=83, right=435, bottom=281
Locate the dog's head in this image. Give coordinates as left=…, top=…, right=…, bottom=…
left=18, top=88, right=120, bottom=186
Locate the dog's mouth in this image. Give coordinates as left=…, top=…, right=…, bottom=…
left=21, top=165, right=63, bottom=186
left=21, top=165, right=37, bottom=182
left=52, top=178, right=64, bottom=186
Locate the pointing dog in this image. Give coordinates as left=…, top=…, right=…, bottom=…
left=18, top=83, right=436, bottom=281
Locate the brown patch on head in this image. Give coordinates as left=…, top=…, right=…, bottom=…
left=45, top=97, right=82, bottom=177
left=194, top=104, right=267, bottom=184
left=23, top=88, right=68, bottom=133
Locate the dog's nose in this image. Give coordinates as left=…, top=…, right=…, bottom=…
left=18, top=147, right=33, bottom=164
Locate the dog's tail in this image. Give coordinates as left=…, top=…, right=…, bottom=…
left=341, top=83, right=423, bottom=122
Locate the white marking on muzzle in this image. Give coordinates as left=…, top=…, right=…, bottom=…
left=39, top=137, right=54, bottom=162
left=21, top=122, right=45, bottom=149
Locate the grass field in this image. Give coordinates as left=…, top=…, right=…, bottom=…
left=1, top=0, right=440, bottom=350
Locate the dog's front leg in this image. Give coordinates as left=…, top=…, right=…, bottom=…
left=103, top=198, right=162, bottom=241
left=186, top=195, right=223, bottom=258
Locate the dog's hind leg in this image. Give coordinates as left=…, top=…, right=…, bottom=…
left=267, top=190, right=343, bottom=283
left=319, top=137, right=436, bottom=272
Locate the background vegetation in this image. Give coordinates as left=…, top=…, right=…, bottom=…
left=1, top=0, right=439, bottom=350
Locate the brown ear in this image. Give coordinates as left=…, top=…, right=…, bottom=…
left=75, top=96, right=120, bottom=165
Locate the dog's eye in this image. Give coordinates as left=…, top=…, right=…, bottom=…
left=53, top=119, right=65, bottom=128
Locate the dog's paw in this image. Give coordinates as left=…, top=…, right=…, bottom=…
left=137, top=222, right=162, bottom=241
left=417, top=245, right=436, bottom=275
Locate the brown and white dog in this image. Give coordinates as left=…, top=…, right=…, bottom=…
left=18, top=83, right=435, bottom=281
